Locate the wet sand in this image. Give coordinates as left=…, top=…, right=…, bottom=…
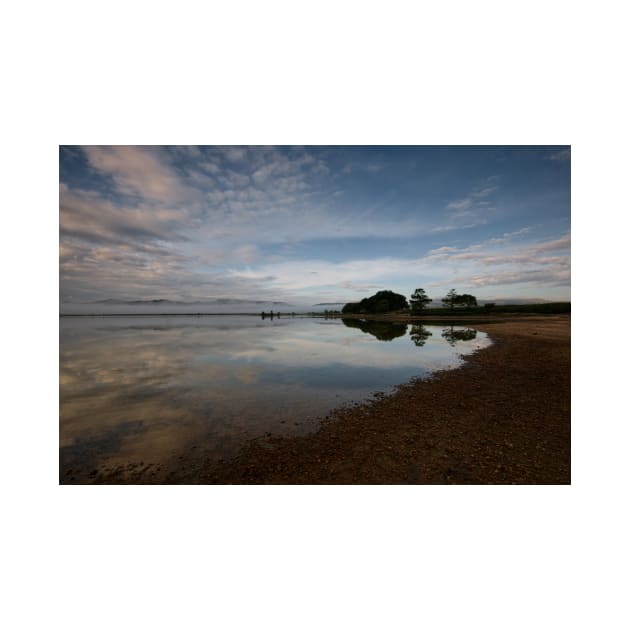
left=83, top=314, right=570, bottom=484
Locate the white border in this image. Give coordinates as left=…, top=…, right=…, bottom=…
left=4, top=1, right=627, bottom=629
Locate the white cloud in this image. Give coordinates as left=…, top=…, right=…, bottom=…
left=423, top=230, right=570, bottom=290
left=439, top=177, right=499, bottom=231
left=472, top=186, right=497, bottom=198
left=447, top=198, right=473, bottom=210
left=62, top=147, right=452, bottom=303
left=60, top=149, right=569, bottom=305
left=486, top=226, right=532, bottom=244
left=437, top=268, right=571, bottom=289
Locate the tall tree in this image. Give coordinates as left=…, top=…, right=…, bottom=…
left=410, top=288, right=432, bottom=313
left=442, top=289, right=458, bottom=311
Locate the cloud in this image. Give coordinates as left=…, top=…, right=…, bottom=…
left=535, top=233, right=571, bottom=251
left=423, top=229, right=570, bottom=290
left=61, top=146, right=450, bottom=304
left=426, top=230, right=568, bottom=262
left=435, top=268, right=571, bottom=289
left=82, top=146, right=193, bottom=204
left=427, top=246, right=458, bottom=255
left=59, top=184, right=194, bottom=246
left=439, top=177, right=499, bottom=231
left=197, top=159, right=222, bottom=175
left=60, top=148, right=569, bottom=305
left=342, top=161, right=384, bottom=175
left=472, top=186, right=497, bottom=198
left=446, top=198, right=473, bottom=210
left=448, top=186, right=497, bottom=210
left=248, top=149, right=317, bottom=186
left=366, top=163, right=384, bottom=173
left=487, top=226, right=533, bottom=244
left=340, top=281, right=386, bottom=292
left=221, top=147, right=247, bottom=162
left=233, top=244, right=260, bottom=264
left=60, top=218, right=571, bottom=303
left=71, top=147, right=440, bottom=249
left=219, top=226, right=570, bottom=301
left=430, top=217, right=489, bottom=233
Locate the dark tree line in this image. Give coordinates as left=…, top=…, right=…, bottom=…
left=342, top=288, right=478, bottom=315
left=342, top=290, right=409, bottom=315
left=442, top=289, right=478, bottom=311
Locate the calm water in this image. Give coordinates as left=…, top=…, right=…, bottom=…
left=60, top=316, right=490, bottom=480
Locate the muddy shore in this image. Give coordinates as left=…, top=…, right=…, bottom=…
left=84, top=314, right=569, bottom=484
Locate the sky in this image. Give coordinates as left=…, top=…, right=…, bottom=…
left=59, top=146, right=570, bottom=309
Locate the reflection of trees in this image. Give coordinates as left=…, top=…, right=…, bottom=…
left=341, top=318, right=408, bottom=341
left=441, top=325, right=477, bottom=346
left=409, top=324, right=433, bottom=347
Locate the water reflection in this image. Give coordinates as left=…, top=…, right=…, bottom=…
left=60, top=316, right=490, bottom=482
left=409, top=324, right=433, bottom=347
left=341, top=318, right=407, bottom=340
left=441, top=325, right=478, bottom=346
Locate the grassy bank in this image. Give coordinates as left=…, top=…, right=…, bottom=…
left=334, top=301, right=570, bottom=318
left=423, top=301, right=571, bottom=315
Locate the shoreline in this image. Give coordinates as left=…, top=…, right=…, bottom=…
left=81, top=314, right=570, bottom=484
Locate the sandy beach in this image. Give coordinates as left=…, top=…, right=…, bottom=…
left=87, top=314, right=570, bottom=484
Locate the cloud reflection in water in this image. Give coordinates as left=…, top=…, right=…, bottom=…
left=60, top=316, right=490, bottom=480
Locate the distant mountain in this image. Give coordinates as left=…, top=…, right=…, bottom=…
left=90, top=298, right=177, bottom=304
left=313, top=302, right=346, bottom=306
left=61, top=297, right=296, bottom=316
left=212, top=298, right=290, bottom=306
left=89, top=298, right=290, bottom=306
left=90, top=298, right=132, bottom=304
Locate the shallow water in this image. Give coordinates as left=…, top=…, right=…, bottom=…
left=59, top=316, right=490, bottom=480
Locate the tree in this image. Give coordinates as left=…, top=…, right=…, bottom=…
left=442, top=289, right=458, bottom=311
left=342, top=290, right=409, bottom=315
left=342, top=302, right=361, bottom=314
left=374, top=299, right=391, bottom=313
left=456, top=293, right=478, bottom=309
left=409, top=288, right=432, bottom=313
left=442, top=290, right=478, bottom=310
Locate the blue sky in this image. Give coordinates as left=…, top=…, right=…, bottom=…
left=59, top=146, right=570, bottom=307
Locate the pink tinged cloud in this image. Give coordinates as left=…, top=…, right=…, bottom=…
left=82, top=146, right=193, bottom=204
